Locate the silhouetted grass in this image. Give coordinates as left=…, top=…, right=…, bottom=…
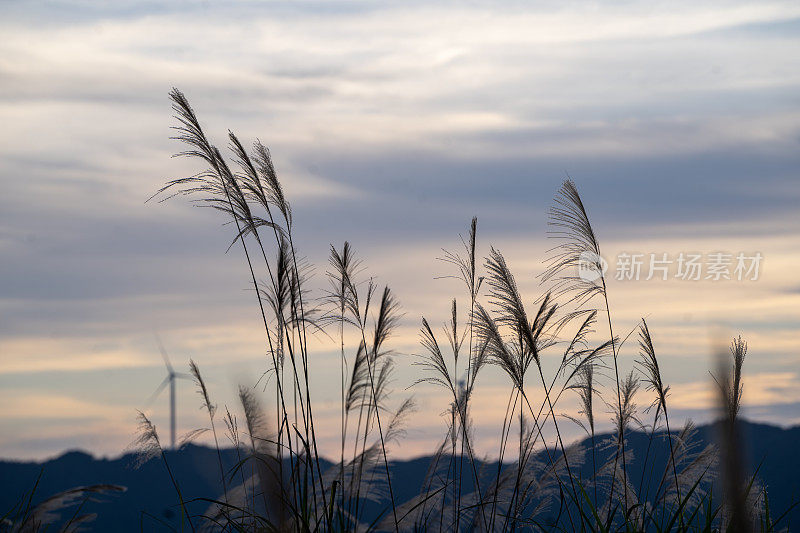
left=138, top=88, right=799, bottom=532
left=6, top=88, right=790, bottom=532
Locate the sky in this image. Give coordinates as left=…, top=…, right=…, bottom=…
left=0, top=0, right=799, bottom=461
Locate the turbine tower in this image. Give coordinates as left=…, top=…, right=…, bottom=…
left=144, top=336, right=190, bottom=449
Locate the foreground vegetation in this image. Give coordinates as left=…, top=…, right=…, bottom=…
left=4, top=89, right=794, bottom=532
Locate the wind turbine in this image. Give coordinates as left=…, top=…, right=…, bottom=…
left=144, top=336, right=191, bottom=449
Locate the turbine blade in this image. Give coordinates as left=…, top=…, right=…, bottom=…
left=154, top=332, right=174, bottom=373
left=143, top=376, right=170, bottom=408
left=174, top=372, right=192, bottom=380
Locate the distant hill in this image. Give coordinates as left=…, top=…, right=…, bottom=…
left=1, top=420, right=798, bottom=531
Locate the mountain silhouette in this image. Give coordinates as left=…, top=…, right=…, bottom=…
left=1, top=420, right=797, bottom=530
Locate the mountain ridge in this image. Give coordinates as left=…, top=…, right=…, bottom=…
left=2, top=419, right=798, bottom=530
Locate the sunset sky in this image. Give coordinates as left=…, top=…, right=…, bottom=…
left=1, top=0, right=799, bottom=460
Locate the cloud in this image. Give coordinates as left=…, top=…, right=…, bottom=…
left=0, top=0, right=799, bottom=459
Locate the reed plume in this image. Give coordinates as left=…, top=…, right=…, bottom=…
left=138, top=89, right=795, bottom=532
left=542, top=178, right=630, bottom=517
